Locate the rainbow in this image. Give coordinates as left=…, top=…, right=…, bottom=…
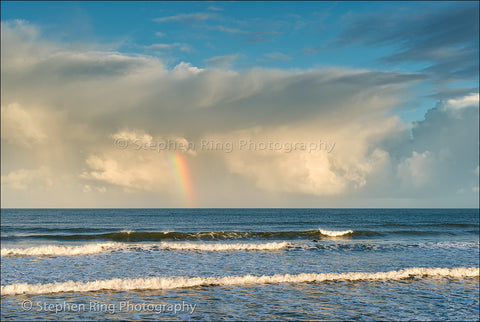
left=168, top=152, right=195, bottom=207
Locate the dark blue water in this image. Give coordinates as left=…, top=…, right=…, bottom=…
left=1, top=209, right=479, bottom=320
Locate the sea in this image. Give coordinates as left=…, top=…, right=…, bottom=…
left=1, top=208, right=479, bottom=321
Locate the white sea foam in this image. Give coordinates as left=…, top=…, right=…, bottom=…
left=2, top=267, right=477, bottom=296
left=158, top=242, right=290, bottom=251
left=319, top=229, right=354, bottom=237
left=2, top=240, right=476, bottom=257
left=0, top=243, right=123, bottom=257
left=1, top=242, right=291, bottom=257
left=418, top=241, right=480, bottom=248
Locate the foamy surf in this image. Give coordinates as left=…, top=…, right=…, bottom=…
left=319, top=229, right=354, bottom=237
left=1, top=242, right=291, bottom=257
left=418, top=241, right=480, bottom=248
left=0, top=243, right=123, bottom=257
left=158, top=242, right=290, bottom=251
left=2, top=267, right=477, bottom=296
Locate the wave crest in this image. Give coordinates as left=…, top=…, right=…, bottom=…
left=0, top=243, right=122, bottom=257
left=319, top=229, right=354, bottom=237
left=1, top=242, right=291, bottom=257
left=158, top=242, right=290, bottom=251
left=2, top=267, right=477, bottom=296
left=3, top=229, right=381, bottom=241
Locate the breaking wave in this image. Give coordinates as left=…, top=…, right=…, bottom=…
left=157, top=242, right=290, bottom=251
left=3, top=240, right=477, bottom=257
left=318, top=229, right=354, bottom=237
left=1, top=229, right=383, bottom=241
left=0, top=243, right=122, bottom=257
left=2, top=267, right=478, bottom=296
left=1, top=242, right=291, bottom=257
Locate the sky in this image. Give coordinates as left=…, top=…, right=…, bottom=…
left=1, top=1, right=479, bottom=208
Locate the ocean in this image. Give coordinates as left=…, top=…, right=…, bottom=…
left=1, top=208, right=479, bottom=321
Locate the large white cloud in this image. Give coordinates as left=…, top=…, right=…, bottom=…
left=1, top=20, right=478, bottom=207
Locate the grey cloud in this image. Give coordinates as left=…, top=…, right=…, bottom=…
left=369, top=92, right=479, bottom=200
left=427, top=87, right=479, bottom=100
left=1, top=51, right=162, bottom=92
left=49, top=55, right=152, bottom=79
left=126, top=70, right=425, bottom=137
left=330, top=71, right=426, bottom=86
left=3, top=51, right=426, bottom=138
left=399, top=102, right=478, bottom=197
left=335, top=3, right=479, bottom=83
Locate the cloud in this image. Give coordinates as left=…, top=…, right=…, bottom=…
left=220, top=121, right=396, bottom=196
left=173, top=62, right=204, bottom=77
left=1, top=20, right=478, bottom=207
left=390, top=96, right=479, bottom=197
left=442, top=94, right=479, bottom=112
left=1, top=166, right=53, bottom=190
left=145, top=43, right=175, bottom=50
left=208, top=6, right=223, bottom=12
left=81, top=130, right=197, bottom=196
left=204, top=54, right=239, bottom=68
left=427, top=87, right=479, bottom=100
left=154, top=13, right=215, bottom=24
left=210, top=25, right=245, bottom=34
left=111, top=130, right=153, bottom=145
left=335, top=3, right=479, bottom=83
left=219, top=94, right=477, bottom=200
left=1, top=103, right=47, bottom=147
left=397, top=151, right=434, bottom=188
left=81, top=153, right=171, bottom=191
left=144, top=43, right=191, bottom=52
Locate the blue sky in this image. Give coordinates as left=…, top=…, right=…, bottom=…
left=0, top=1, right=443, bottom=70
left=1, top=1, right=479, bottom=207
